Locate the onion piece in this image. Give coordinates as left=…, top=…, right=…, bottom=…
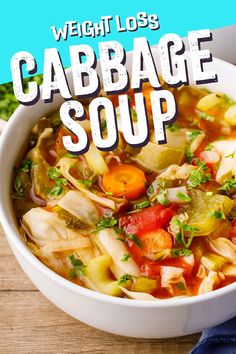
left=30, top=186, right=47, bottom=206
left=199, top=150, right=220, bottom=164
left=166, top=186, right=189, bottom=204
left=20, top=221, right=34, bottom=241
left=105, top=154, right=122, bottom=165
left=49, top=150, right=58, bottom=159
left=97, top=175, right=106, bottom=193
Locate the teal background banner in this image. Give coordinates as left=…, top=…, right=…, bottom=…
left=0, top=0, right=235, bottom=84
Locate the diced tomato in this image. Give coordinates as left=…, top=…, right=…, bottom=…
left=119, top=205, right=176, bottom=236
left=119, top=205, right=176, bottom=264
left=194, top=141, right=207, bottom=157
left=140, top=261, right=160, bottom=279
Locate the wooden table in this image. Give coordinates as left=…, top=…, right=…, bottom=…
left=0, top=224, right=200, bottom=354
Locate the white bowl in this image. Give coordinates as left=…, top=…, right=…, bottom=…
left=1, top=51, right=236, bottom=338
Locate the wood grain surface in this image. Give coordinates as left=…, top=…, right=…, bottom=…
left=0, top=224, right=200, bottom=354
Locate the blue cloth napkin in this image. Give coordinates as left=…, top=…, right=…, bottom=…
left=190, top=317, right=236, bottom=354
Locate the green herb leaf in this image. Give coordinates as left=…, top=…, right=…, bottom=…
left=21, top=159, right=33, bottom=173
left=187, top=130, right=201, bottom=143
left=120, top=253, right=131, bottom=262
left=69, top=255, right=87, bottom=278
left=96, top=216, right=118, bottom=232
left=126, top=234, right=143, bottom=249
left=167, top=123, right=180, bottom=132
left=205, top=143, right=214, bottom=151
left=147, top=184, right=154, bottom=196
left=116, top=237, right=125, bottom=243
left=185, top=144, right=194, bottom=163
left=171, top=248, right=192, bottom=257
left=13, top=175, right=24, bottom=199
left=173, top=219, right=198, bottom=248
left=156, top=188, right=169, bottom=206
left=105, top=191, right=113, bottom=196
left=47, top=167, right=67, bottom=196
left=48, top=167, right=61, bottom=179
left=223, top=94, right=235, bottom=106
left=101, top=119, right=107, bottom=132
left=176, top=192, right=191, bottom=202
left=118, top=274, right=133, bottom=285
left=113, top=227, right=123, bottom=235
left=207, top=210, right=225, bottom=219
left=188, top=162, right=211, bottom=188
left=134, top=200, right=150, bottom=210
left=197, top=111, right=215, bottom=122
left=48, top=178, right=67, bottom=197
left=131, top=107, right=138, bottom=122
left=225, top=152, right=235, bottom=159
left=78, top=179, right=93, bottom=188
left=219, top=179, right=236, bottom=193
left=176, top=282, right=186, bottom=291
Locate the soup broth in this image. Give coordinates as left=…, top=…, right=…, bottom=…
left=12, top=84, right=236, bottom=300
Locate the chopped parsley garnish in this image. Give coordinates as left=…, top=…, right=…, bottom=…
left=187, top=130, right=201, bottom=143
left=126, top=234, right=143, bottom=249
left=113, top=227, right=123, bottom=235
left=173, top=219, right=198, bottom=248
left=13, top=175, right=24, bottom=199
left=176, top=192, right=191, bottom=202
left=156, top=188, right=169, bottom=206
left=48, top=167, right=67, bottom=196
left=223, top=94, right=235, bottom=106
left=105, top=191, right=113, bottom=196
left=64, top=153, right=79, bottom=158
left=205, top=143, right=214, bottom=151
left=147, top=184, right=154, bottom=196
left=101, top=119, right=107, bottom=131
left=185, top=144, right=194, bottom=163
left=188, top=161, right=211, bottom=188
left=171, top=248, right=192, bottom=257
left=48, top=167, right=61, bottom=179
left=131, top=107, right=138, bottom=122
left=20, top=159, right=33, bottom=173
left=116, top=237, right=125, bottom=243
left=69, top=255, right=86, bottom=278
left=167, top=123, right=180, bottom=132
left=197, top=111, right=215, bottom=122
left=207, top=210, right=225, bottom=219
left=48, top=179, right=67, bottom=196
left=120, top=253, right=131, bottom=262
left=96, top=216, right=118, bottom=232
left=225, top=151, right=235, bottom=159
left=219, top=179, right=236, bottom=193
left=118, top=274, right=133, bottom=285
left=176, top=282, right=186, bottom=291
left=78, top=179, right=93, bottom=188
left=134, top=200, right=150, bottom=210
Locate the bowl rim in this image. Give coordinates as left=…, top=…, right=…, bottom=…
left=1, top=56, right=236, bottom=309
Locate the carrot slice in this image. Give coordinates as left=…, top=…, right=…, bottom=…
left=102, top=164, right=147, bottom=200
